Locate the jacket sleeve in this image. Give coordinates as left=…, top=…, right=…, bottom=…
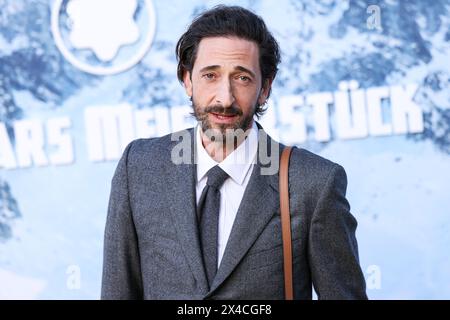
left=101, top=141, right=143, bottom=299
left=308, top=164, right=368, bottom=299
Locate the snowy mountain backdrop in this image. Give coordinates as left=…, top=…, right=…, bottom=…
left=0, top=0, right=449, bottom=299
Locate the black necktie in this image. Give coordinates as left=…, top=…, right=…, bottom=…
left=198, top=165, right=229, bottom=287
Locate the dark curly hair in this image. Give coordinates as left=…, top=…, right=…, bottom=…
left=175, top=5, right=281, bottom=118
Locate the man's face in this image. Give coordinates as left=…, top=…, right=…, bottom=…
left=183, top=36, right=271, bottom=139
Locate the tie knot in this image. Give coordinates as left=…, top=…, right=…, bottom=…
left=206, top=165, right=229, bottom=189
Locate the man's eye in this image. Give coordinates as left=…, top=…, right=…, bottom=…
left=238, top=75, right=251, bottom=82
left=203, top=73, right=215, bottom=79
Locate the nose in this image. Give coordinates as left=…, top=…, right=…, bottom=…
left=215, top=78, right=235, bottom=107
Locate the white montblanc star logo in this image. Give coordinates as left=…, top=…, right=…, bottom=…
left=66, top=0, right=140, bottom=62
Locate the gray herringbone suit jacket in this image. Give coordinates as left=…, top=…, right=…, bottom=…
left=101, top=122, right=367, bottom=300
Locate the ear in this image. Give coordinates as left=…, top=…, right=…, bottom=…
left=183, top=70, right=193, bottom=98
left=258, top=78, right=273, bottom=105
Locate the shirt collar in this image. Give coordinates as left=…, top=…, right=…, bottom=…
left=196, top=121, right=258, bottom=186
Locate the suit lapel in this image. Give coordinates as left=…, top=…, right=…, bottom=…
left=164, top=127, right=209, bottom=294
left=208, top=125, right=282, bottom=294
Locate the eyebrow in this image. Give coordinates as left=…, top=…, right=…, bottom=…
left=198, top=65, right=257, bottom=79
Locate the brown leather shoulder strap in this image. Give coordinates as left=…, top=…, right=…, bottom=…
left=280, top=146, right=294, bottom=300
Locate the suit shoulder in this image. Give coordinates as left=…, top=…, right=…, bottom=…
left=124, top=127, right=194, bottom=163
left=287, top=147, right=348, bottom=213
left=290, top=147, right=340, bottom=173
left=288, top=147, right=345, bottom=189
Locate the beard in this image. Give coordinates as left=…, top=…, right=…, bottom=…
left=191, top=96, right=256, bottom=143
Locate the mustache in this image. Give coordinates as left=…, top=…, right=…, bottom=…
left=204, top=104, right=243, bottom=116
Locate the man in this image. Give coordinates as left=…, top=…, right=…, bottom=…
left=101, top=5, right=367, bottom=300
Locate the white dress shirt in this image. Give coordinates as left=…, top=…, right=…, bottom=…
left=195, top=121, right=258, bottom=268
